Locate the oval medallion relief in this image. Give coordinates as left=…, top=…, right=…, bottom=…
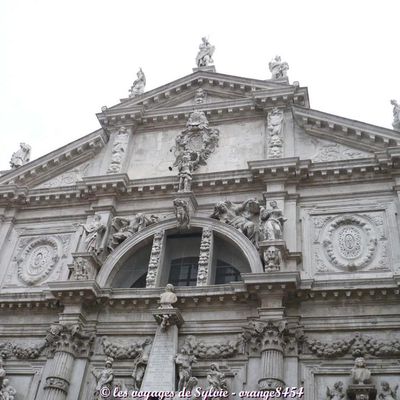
left=322, top=215, right=377, bottom=271
left=17, top=237, right=60, bottom=285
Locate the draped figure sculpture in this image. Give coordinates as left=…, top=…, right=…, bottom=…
left=260, top=200, right=287, bottom=241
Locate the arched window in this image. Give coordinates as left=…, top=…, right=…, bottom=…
left=111, top=227, right=251, bottom=288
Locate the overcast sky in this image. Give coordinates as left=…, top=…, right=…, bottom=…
left=1, top=0, right=400, bottom=171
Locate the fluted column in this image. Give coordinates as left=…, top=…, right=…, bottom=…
left=43, top=324, right=94, bottom=400
left=259, top=340, right=285, bottom=390
left=43, top=351, right=74, bottom=400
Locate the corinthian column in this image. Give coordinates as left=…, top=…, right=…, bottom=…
left=243, top=320, right=287, bottom=390
left=43, top=324, right=94, bottom=400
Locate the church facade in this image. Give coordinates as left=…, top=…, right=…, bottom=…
left=0, top=47, right=400, bottom=400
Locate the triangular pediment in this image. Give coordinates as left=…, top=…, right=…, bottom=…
left=0, top=129, right=108, bottom=189
left=33, top=161, right=90, bottom=189
left=100, top=69, right=301, bottom=115
left=293, top=105, right=400, bottom=153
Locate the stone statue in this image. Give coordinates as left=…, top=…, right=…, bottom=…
left=390, top=99, right=400, bottom=130
left=269, top=55, right=289, bottom=79
left=351, top=357, right=371, bottom=384
left=263, top=245, right=282, bottom=271
left=211, top=199, right=260, bottom=246
left=159, top=284, right=177, bottom=309
left=177, top=152, right=198, bottom=192
left=0, top=379, right=16, bottom=400
left=326, top=381, right=345, bottom=400
left=207, top=363, right=228, bottom=391
left=195, top=88, right=206, bottom=104
left=173, top=198, right=190, bottom=229
left=175, top=348, right=197, bottom=391
left=9, top=143, right=31, bottom=169
left=267, top=108, right=284, bottom=159
left=129, top=68, right=146, bottom=98
left=260, top=201, right=286, bottom=241
left=131, top=339, right=152, bottom=391
left=79, top=215, right=106, bottom=254
left=196, top=37, right=215, bottom=67
left=107, top=213, right=158, bottom=251
left=92, top=357, right=114, bottom=400
left=379, top=382, right=398, bottom=400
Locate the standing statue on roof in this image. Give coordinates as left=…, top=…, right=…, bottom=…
left=196, top=37, right=215, bottom=67
left=129, top=68, right=146, bottom=98
left=390, top=99, right=400, bottom=130
left=9, top=143, right=31, bottom=169
left=269, top=55, right=289, bottom=79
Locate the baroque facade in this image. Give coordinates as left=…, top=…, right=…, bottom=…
left=0, top=48, right=400, bottom=400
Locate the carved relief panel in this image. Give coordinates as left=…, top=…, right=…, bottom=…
left=302, top=202, right=397, bottom=276
left=4, top=234, right=71, bottom=287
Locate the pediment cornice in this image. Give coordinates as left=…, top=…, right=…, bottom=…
left=97, top=71, right=308, bottom=129
left=0, top=129, right=108, bottom=187
left=293, top=106, right=400, bottom=152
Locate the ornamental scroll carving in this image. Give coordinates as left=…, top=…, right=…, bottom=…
left=180, top=335, right=243, bottom=359
left=305, top=332, right=400, bottom=358
left=197, top=228, right=212, bottom=286
left=146, top=231, right=164, bottom=288
left=107, top=126, right=129, bottom=174
left=12, top=234, right=70, bottom=286
left=312, top=213, right=388, bottom=273
left=267, top=108, right=284, bottom=159
left=171, top=110, right=219, bottom=184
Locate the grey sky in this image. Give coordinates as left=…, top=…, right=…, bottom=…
left=1, top=0, right=399, bottom=171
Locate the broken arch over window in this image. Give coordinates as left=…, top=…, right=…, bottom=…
left=97, top=217, right=263, bottom=288
left=111, top=227, right=251, bottom=288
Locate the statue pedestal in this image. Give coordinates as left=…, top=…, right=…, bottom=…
left=259, top=240, right=288, bottom=272
left=140, top=308, right=183, bottom=391
left=192, top=66, right=216, bottom=73
left=347, top=385, right=377, bottom=400
left=69, top=252, right=102, bottom=280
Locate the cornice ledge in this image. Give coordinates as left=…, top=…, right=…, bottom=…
left=0, top=130, right=107, bottom=186
left=241, top=271, right=301, bottom=288
left=293, top=105, right=400, bottom=148
left=77, top=174, right=130, bottom=194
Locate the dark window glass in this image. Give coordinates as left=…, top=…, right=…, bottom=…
left=168, top=257, right=199, bottom=287
left=215, top=260, right=241, bottom=284
left=130, top=272, right=147, bottom=288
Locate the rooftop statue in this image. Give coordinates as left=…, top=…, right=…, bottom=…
left=269, top=55, right=289, bottom=79
left=129, top=68, right=146, bottom=98
left=391, top=99, right=400, bottom=130
left=196, top=37, right=215, bottom=67
left=9, top=142, right=31, bottom=169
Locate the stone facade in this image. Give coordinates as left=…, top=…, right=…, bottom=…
left=0, top=59, right=400, bottom=400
